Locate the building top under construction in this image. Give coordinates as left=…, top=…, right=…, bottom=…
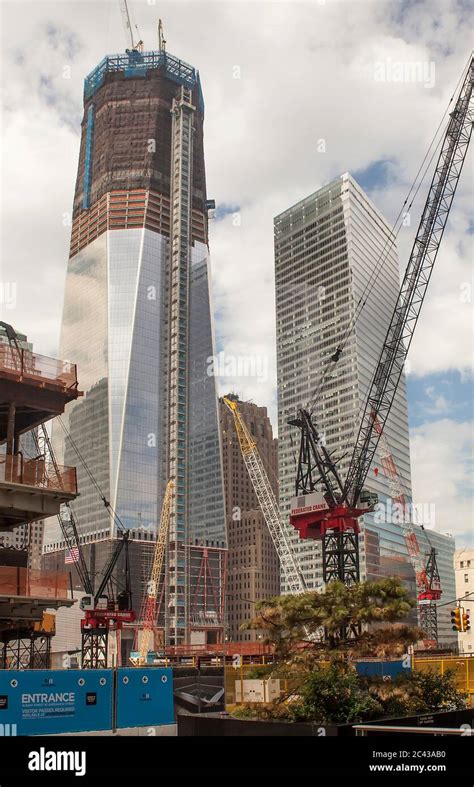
left=84, top=49, right=204, bottom=110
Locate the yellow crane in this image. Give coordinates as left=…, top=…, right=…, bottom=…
left=223, top=397, right=306, bottom=593
left=131, top=480, right=174, bottom=665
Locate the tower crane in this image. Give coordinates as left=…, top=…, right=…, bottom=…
left=373, top=414, right=441, bottom=647
left=32, top=424, right=134, bottom=668
left=119, top=0, right=143, bottom=53
left=130, top=480, right=174, bottom=666
left=289, top=56, right=473, bottom=592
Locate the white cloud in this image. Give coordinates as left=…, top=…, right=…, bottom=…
left=410, top=418, right=473, bottom=544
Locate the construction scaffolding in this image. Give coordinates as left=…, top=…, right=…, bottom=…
left=186, top=542, right=227, bottom=646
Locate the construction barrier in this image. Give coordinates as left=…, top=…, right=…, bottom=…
left=0, top=669, right=113, bottom=735
left=413, top=654, right=474, bottom=705
left=116, top=668, right=174, bottom=728
left=355, top=659, right=409, bottom=679
left=0, top=667, right=175, bottom=734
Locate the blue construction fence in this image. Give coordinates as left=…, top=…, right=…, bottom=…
left=355, top=659, right=410, bottom=679
left=0, top=667, right=174, bottom=735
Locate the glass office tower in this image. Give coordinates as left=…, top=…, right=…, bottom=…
left=43, top=50, right=226, bottom=647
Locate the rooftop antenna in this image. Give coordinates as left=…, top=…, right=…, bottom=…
left=158, top=18, right=166, bottom=53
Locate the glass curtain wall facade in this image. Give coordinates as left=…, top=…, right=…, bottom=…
left=44, top=50, right=226, bottom=647
left=275, top=173, right=415, bottom=593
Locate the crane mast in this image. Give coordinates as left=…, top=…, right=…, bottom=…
left=131, top=480, right=174, bottom=665
left=290, top=56, right=473, bottom=590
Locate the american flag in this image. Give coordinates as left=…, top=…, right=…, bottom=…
left=65, top=547, right=80, bottom=564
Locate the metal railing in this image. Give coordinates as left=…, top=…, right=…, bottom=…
left=354, top=724, right=471, bottom=736
left=0, top=345, right=78, bottom=390
left=0, top=454, right=77, bottom=494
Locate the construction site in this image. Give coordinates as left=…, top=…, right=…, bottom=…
left=0, top=1, right=472, bottom=748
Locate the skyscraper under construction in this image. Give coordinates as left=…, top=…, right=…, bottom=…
left=43, top=46, right=226, bottom=647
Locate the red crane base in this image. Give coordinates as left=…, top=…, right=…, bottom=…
left=290, top=505, right=363, bottom=540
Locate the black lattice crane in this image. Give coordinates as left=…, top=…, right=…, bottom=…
left=289, top=57, right=473, bottom=590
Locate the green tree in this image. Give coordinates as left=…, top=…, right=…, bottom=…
left=246, top=577, right=420, bottom=664
left=233, top=578, right=470, bottom=726
left=287, top=664, right=384, bottom=724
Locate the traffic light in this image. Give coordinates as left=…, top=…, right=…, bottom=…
left=462, top=611, right=471, bottom=632
left=451, top=608, right=462, bottom=631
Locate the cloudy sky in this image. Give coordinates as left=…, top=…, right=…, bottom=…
left=0, top=0, right=472, bottom=545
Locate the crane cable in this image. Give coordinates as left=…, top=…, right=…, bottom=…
left=306, top=52, right=472, bottom=416
left=346, top=53, right=472, bottom=441
left=57, top=415, right=127, bottom=535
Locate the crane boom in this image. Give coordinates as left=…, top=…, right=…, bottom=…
left=33, top=424, right=93, bottom=595
left=289, top=56, right=473, bottom=590
left=118, top=0, right=143, bottom=52
left=344, top=57, right=473, bottom=506
left=132, top=480, right=174, bottom=665
left=223, top=398, right=306, bottom=595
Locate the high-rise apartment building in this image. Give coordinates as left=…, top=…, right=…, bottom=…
left=219, top=395, right=280, bottom=641
left=274, top=173, right=456, bottom=643
left=454, top=548, right=474, bottom=653
left=43, top=48, right=226, bottom=647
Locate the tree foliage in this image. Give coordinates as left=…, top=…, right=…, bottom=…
left=234, top=668, right=467, bottom=725
left=366, top=669, right=468, bottom=716
left=235, top=579, right=468, bottom=725
left=246, top=577, right=421, bottom=663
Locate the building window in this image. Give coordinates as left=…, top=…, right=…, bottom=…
left=465, top=574, right=469, bottom=583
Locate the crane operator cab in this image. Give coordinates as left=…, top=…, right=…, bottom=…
left=357, top=489, right=379, bottom=510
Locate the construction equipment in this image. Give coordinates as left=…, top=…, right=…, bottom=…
left=79, top=531, right=134, bottom=668
left=119, top=0, right=143, bottom=52
left=130, top=480, right=174, bottom=666
left=32, top=425, right=93, bottom=597
left=9, top=397, right=134, bottom=667
left=223, top=397, right=306, bottom=595
left=29, top=419, right=134, bottom=668
left=374, top=415, right=441, bottom=646
left=289, top=56, right=473, bottom=590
